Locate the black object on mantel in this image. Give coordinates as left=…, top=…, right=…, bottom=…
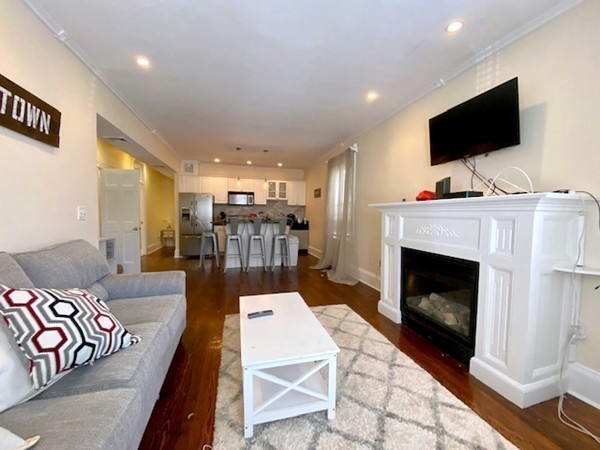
left=442, top=191, right=483, bottom=199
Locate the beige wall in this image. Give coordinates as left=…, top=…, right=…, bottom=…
left=97, top=139, right=174, bottom=254
left=309, top=1, right=600, bottom=371
left=0, top=0, right=180, bottom=252
left=0, top=0, right=98, bottom=251
left=305, top=162, right=328, bottom=256
left=143, top=166, right=175, bottom=252
left=97, top=138, right=137, bottom=169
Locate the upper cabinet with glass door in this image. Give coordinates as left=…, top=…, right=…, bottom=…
left=267, top=180, right=287, bottom=200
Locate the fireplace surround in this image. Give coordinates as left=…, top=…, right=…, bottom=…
left=371, top=193, right=585, bottom=408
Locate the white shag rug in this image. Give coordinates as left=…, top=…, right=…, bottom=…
left=213, top=304, right=516, bottom=449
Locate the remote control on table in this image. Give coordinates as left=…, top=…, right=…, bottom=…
left=247, top=309, right=273, bottom=319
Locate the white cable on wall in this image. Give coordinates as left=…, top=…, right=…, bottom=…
left=556, top=193, right=600, bottom=445
left=484, top=166, right=534, bottom=196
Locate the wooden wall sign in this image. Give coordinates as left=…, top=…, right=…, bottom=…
left=0, top=73, right=61, bottom=147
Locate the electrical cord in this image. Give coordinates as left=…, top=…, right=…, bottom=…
left=462, top=158, right=538, bottom=196
left=576, top=190, right=600, bottom=290
left=469, top=157, right=476, bottom=190
left=576, top=190, right=600, bottom=230
left=557, top=330, right=600, bottom=444
left=555, top=198, right=600, bottom=445
left=483, top=166, right=534, bottom=196
left=461, top=157, right=508, bottom=195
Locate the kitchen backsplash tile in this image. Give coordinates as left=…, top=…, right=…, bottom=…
left=214, top=200, right=305, bottom=223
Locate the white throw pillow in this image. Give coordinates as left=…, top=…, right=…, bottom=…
left=0, top=319, right=34, bottom=413
left=0, top=426, right=40, bottom=450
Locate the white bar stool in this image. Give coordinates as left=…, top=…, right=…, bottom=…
left=270, top=219, right=291, bottom=271
left=245, top=218, right=267, bottom=272
left=223, top=218, right=245, bottom=272
left=199, top=231, right=219, bottom=268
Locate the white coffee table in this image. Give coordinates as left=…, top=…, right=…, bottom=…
left=239, top=292, right=340, bottom=438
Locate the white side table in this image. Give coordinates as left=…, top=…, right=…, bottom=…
left=161, top=229, right=174, bottom=247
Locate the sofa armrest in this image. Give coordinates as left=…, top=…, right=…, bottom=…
left=99, top=271, right=186, bottom=300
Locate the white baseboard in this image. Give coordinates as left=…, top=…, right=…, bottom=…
left=470, top=358, right=561, bottom=408
left=567, top=363, right=600, bottom=410
left=146, top=242, right=162, bottom=255
left=308, top=246, right=322, bottom=259
left=358, top=267, right=380, bottom=291
left=378, top=301, right=401, bottom=323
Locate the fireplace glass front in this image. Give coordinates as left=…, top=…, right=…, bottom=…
left=401, top=247, right=479, bottom=365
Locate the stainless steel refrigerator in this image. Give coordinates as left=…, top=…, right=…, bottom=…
left=179, top=193, right=214, bottom=256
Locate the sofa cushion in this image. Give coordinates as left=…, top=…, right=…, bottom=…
left=37, top=321, right=171, bottom=400
left=0, top=388, right=142, bottom=450
left=0, top=285, right=140, bottom=389
left=108, top=294, right=186, bottom=339
left=100, top=271, right=185, bottom=299
left=12, top=239, right=110, bottom=289
left=0, top=253, right=34, bottom=289
left=86, top=281, right=111, bottom=301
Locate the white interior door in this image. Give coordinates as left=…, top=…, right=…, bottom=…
left=100, top=169, right=141, bottom=273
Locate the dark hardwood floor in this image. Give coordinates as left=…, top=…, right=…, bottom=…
left=138, top=248, right=600, bottom=449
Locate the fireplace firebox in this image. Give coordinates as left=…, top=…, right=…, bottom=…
left=401, top=247, right=479, bottom=366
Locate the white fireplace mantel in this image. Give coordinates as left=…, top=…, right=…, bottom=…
left=371, top=193, right=585, bottom=408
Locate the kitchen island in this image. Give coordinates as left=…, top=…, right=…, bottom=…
left=213, top=221, right=299, bottom=269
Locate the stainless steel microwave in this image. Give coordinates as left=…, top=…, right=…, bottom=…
left=228, top=191, right=254, bottom=206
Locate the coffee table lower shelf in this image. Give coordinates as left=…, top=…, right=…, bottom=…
left=243, top=355, right=337, bottom=438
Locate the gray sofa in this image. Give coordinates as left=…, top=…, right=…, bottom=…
left=0, top=239, right=186, bottom=449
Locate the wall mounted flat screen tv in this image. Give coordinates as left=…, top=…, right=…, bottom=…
left=429, top=77, right=520, bottom=166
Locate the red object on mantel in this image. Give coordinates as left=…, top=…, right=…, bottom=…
left=416, top=190, right=437, bottom=201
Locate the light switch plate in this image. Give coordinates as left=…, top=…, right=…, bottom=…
left=77, top=206, right=87, bottom=221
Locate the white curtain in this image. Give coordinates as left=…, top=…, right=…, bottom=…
left=311, top=145, right=358, bottom=285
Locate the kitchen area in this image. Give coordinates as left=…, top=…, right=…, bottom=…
left=176, top=176, right=310, bottom=266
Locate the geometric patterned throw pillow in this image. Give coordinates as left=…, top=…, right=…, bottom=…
left=0, top=285, right=141, bottom=390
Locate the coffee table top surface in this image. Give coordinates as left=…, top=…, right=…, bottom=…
left=239, top=292, right=339, bottom=367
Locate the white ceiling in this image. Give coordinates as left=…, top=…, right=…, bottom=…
left=25, top=0, right=580, bottom=170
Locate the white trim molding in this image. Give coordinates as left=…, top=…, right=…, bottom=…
left=308, top=246, right=322, bottom=260
left=567, top=363, right=600, bottom=410
left=358, top=267, right=380, bottom=292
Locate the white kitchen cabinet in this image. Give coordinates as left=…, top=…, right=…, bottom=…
left=200, top=176, right=215, bottom=194
left=195, top=177, right=228, bottom=203
left=267, top=180, right=287, bottom=200
left=288, top=181, right=306, bottom=206
left=179, top=175, right=200, bottom=193
left=253, top=179, right=268, bottom=205
left=214, top=177, right=228, bottom=204
left=228, top=178, right=253, bottom=192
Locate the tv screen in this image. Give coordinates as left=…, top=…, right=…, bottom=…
left=429, top=77, right=520, bottom=166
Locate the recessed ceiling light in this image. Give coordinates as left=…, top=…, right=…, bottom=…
left=214, top=158, right=220, bottom=163
left=366, top=90, right=380, bottom=103
left=445, top=20, right=464, bottom=34
left=246, top=160, right=252, bottom=165
left=277, top=162, right=283, bottom=167
left=135, top=55, right=151, bottom=68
